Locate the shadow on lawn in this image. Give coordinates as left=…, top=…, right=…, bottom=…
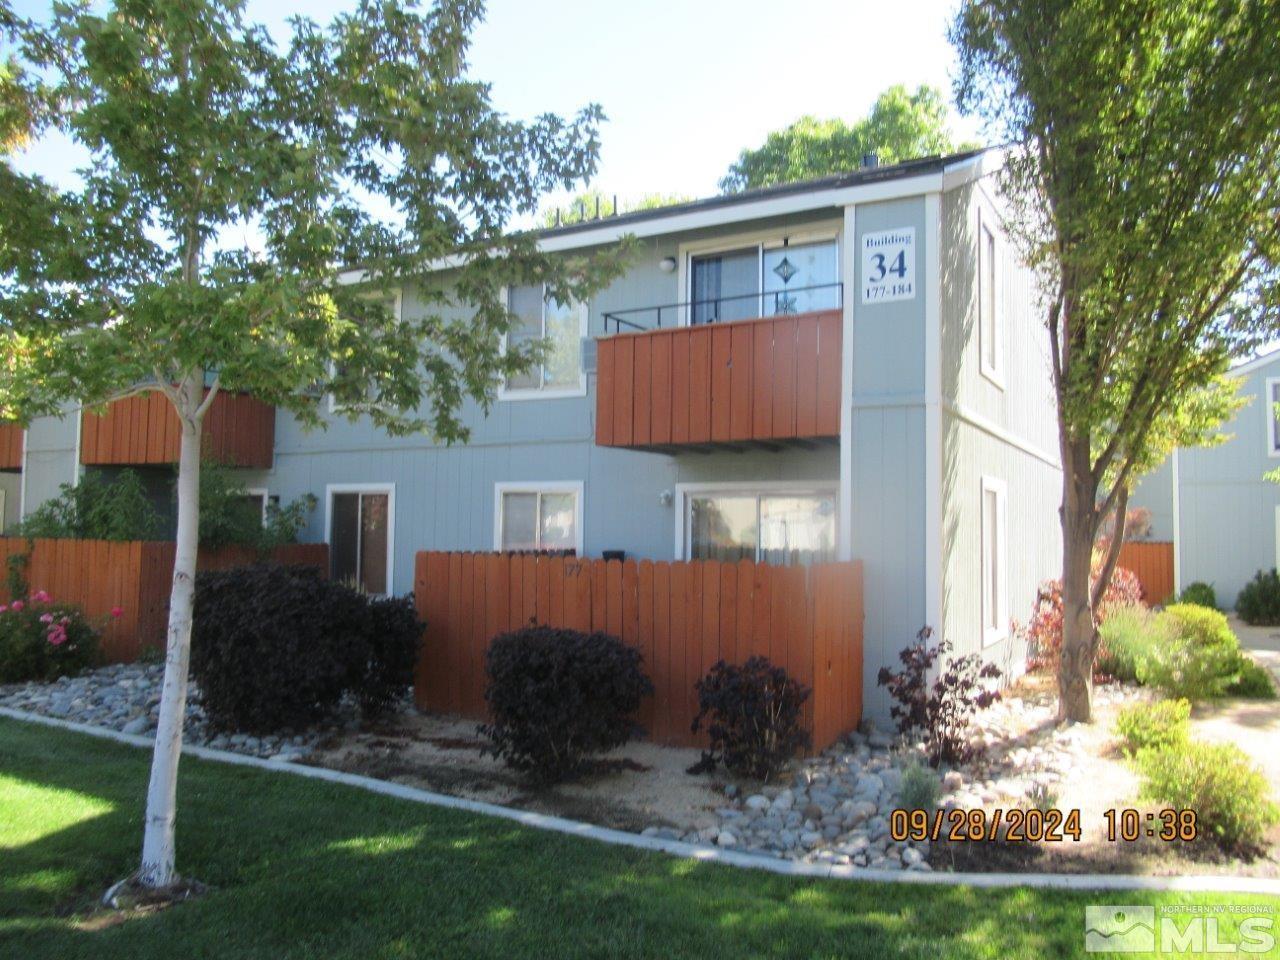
left=0, top=721, right=1141, bottom=959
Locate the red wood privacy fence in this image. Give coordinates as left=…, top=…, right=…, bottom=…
left=0, top=423, right=21, bottom=471
left=1117, top=541, right=1175, bottom=605
left=0, top=538, right=328, bottom=662
left=595, top=309, right=842, bottom=449
left=414, top=552, right=864, bottom=751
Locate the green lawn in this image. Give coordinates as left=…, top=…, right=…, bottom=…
left=1, top=718, right=1276, bottom=960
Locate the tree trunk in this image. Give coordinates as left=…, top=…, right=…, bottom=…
left=138, top=376, right=203, bottom=888
left=1058, top=447, right=1099, bottom=722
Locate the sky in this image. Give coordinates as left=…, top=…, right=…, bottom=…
left=9, top=0, right=982, bottom=223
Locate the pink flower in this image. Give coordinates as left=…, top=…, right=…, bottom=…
left=30, top=590, right=50, bottom=603
left=39, top=613, right=53, bottom=624
left=110, top=606, right=124, bottom=619
left=47, top=626, right=67, bottom=646
left=0, top=604, right=7, bottom=614
left=10, top=600, right=24, bottom=612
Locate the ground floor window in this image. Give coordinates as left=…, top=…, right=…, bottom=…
left=493, top=482, right=583, bottom=554
left=327, top=485, right=394, bottom=595
left=680, top=485, right=836, bottom=566
left=981, top=476, right=1008, bottom=645
left=243, top=488, right=279, bottom=524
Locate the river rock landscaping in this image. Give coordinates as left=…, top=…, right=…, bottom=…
left=0, top=662, right=347, bottom=762
left=4, top=662, right=1276, bottom=876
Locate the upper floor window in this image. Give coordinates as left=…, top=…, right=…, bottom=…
left=1267, top=378, right=1280, bottom=457
left=978, top=209, right=1003, bottom=387
left=501, top=284, right=587, bottom=399
left=493, top=482, right=583, bottom=554
left=680, top=485, right=836, bottom=566
left=688, top=236, right=839, bottom=325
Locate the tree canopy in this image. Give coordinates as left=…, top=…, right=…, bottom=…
left=720, top=84, right=974, bottom=193
left=0, top=0, right=625, bottom=890
left=540, top=188, right=694, bottom=229
left=952, top=0, right=1280, bottom=720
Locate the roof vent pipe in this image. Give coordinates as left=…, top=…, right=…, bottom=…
left=862, top=153, right=879, bottom=168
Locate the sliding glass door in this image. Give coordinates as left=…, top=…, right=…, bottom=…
left=688, top=237, right=838, bottom=325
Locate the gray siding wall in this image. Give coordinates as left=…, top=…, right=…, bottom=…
left=20, top=412, right=78, bottom=517
left=1128, top=459, right=1174, bottom=542
left=848, top=196, right=930, bottom=717
left=240, top=210, right=847, bottom=596
left=1173, top=358, right=1280, bottom=607
left=938, top=182, right=1061, bottom=677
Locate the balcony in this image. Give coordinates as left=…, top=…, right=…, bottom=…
left=80, top=389, right=274, bottom=469
left=0, top=423, right=21, bottom=471
left=595, top=286, right=843, bottom=451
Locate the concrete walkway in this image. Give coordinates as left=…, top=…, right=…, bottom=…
left=1189, top=617, right=1280, bottom=798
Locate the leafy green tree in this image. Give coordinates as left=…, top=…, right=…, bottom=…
left=540, top=188, right=694, bottom=228
left=953, top=0, right=1280, bottom=721
left=0, top=0, right=622, bottom=891
left=720, top=85, right=972, bottom=192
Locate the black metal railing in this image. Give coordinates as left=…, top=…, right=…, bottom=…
left=601, top=282, right=843, bottom=335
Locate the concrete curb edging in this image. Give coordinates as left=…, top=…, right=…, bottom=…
left=4, top=705, right=1279, bottom=896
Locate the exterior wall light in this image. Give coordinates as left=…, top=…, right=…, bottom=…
left=658, top=489, right=673, bottom=506
left=659, top=256, right=677, bottom=273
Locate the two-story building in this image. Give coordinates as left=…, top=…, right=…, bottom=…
left=7, top=148, right=1062, bottom=716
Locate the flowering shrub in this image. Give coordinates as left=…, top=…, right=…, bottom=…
left=1027, top=564, right=1143, bottom=672
left=0, top=588, right=108, bottom=683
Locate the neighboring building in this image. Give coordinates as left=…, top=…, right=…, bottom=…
left=8, top=149, right=1062, bottom=716
left=1129, top=350, right=1280, bottom=609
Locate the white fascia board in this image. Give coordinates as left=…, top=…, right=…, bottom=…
left=336, top=171, right=949, bottom=285
left=1229, top=348, right=1280, bottom=379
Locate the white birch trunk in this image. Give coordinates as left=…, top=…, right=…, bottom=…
left=138, top=374, right=204, bottom=888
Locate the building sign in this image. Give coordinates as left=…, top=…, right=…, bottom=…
left=861, top=228, right=916, bottom=304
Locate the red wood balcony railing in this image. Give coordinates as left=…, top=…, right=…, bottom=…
left=595, top=308, right=842, bottom=450
left=80, top=390, right=274, bottom=469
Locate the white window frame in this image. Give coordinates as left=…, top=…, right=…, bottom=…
left=980, top=475, right=1009, bottom=647
left=497, top=284, right=589, bottom=402
left=493, top=481, right=585, bottom=555
left=673, top=480, right=839, bottom=562
left=328, top=289, right=403, bottom=414
left=977, top=205, right=1005, bottom=389
left=1266, top=378, right=1280, bottom=457
left=244, top=486, right=271, bottom=524
left=1274, top=504, right=1280, bottom=573
left=324, top=482, right=396, bottom=596
left=676, top=223, right=842, bottom=328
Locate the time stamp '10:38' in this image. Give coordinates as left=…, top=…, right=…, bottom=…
left=889, top=807, right=1199, bottom=843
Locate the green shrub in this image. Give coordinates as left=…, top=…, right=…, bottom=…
left=1138, top=741, right=1279, bottom=853
left=1161, top=604, right=1238, bottom=651
left=1226, top=656, right=1276, bottom=699
left=1137, top=604, right=1241, bottom=700
left=0, top=591, right=100, bottom=683
left=1236, top=569, right=1280, bottom=626
left=1097, top=602, right=1166, bottom=682
left=16, top=470, right=161, bottom=541
left=1177, top=582, right=1218, bottom=609
left=897, top=760, right=941, bottom=812
left=195, top=462, right=317, bottom=551
left=1114, top=699, right=1190, bottom=756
